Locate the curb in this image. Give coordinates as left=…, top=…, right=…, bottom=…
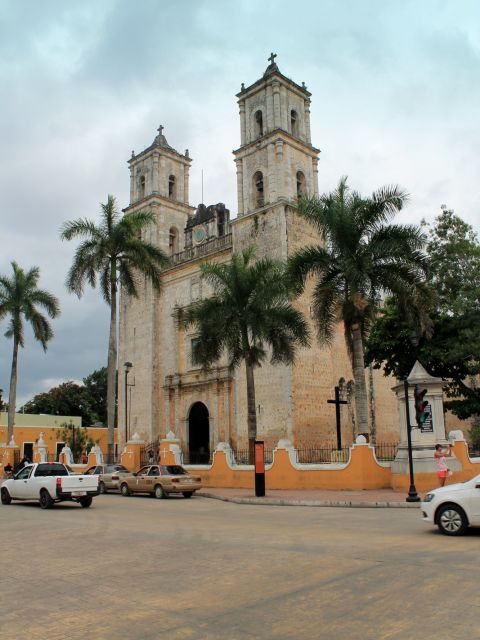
left=197, top=491, right=421, bottom=509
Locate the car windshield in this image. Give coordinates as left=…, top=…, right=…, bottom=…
left=161, top=465, right=188, bottom=476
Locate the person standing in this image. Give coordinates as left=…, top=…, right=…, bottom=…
left=434, top=444, right=452, bottom=487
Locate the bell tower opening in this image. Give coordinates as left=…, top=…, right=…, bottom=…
left=296, top=171, right=306, bottom=198
left=290, top=110, right=299, bottom=137
left=188, top=402, right=210, bottom=464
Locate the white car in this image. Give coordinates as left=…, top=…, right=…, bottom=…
left=1, top=462, right=99, bottom=509
left=421, top=474, right=480, bottom=536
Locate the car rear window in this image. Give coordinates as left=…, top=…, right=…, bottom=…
left=106, top=465, right=128, bottom=472
left=161, top=465, right=188, bottom=475
left=34, top=464, right=69, bottom=477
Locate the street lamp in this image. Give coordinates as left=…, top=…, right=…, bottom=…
left=124, top=362, right=133, bottom=444
left=404, top=329, right=420, bottom=503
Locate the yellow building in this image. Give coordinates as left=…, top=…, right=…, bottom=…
left=0, top=412, right=117, bottom=461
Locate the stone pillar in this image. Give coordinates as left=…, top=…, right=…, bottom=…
left=129, top=165, right=135, bottom=203
left=312, top=157, right=319, bottom=195
left=121, top=433, right=145, bottom=471
left=267, top=142, right=277, bottom=203
left=235, top=159, right=244, bottom=216
left=304, top=99, right=312, bottom=143
left=266, top=83, right=274, bottom=132
left=152, top=152, right=159, bottom=193
left=183, top=164, right=189, bottom=204
left=273, top=81, right=281, bottom=129
left=392, top=361, right=462, bottom=477
left=0, top=439, right=20, bottom=474
left=159, top=157, right=166, bottom=197
left=239, top=101, right=246, bottom=146
left=160, top=431, right=182, bottom=465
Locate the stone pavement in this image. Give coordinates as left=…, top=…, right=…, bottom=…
left=197, top=486, right=425, bottom=508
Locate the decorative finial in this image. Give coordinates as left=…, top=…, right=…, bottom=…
left=157, top=124, right=164, bottom=136
left=185, top=149, right=189, bottom=157
left=241, top=82, right=245, bottom=91
left=302, top=81, right=307, bottom=90
left=131, top=150, right=135, bottom=158
left=268, top=52, right=277, bottom=65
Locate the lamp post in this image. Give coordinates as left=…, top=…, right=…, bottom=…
left=124, top=362, right=133, bottom=445
left=404, top=380, right=420, bottom=502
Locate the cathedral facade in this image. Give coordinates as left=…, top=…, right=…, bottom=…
left=118, top=57, right=399, bottom=458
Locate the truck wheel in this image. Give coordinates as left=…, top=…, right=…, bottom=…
left=40, top=489, right=54, bottom=509
left=80, top=496, right=93, bottom=508
left=182, top=492, right=193, bottom=498
left=437, top=504, right=468, bottom=536
left=1, top=488, right=12, bottom=505
left=154, top=484, right=168, bottom=499
left=120, top=483, right=131, bottom=496
left=99, top=481, right=107, bottom=494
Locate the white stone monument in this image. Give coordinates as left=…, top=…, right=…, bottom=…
left=392, top=361, right=461, bottom=475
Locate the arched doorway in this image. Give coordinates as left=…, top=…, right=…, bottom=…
left=188, top=402, right=210, bottom=464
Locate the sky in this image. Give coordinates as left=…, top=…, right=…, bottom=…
left=0, top=0, right=479, bottom=408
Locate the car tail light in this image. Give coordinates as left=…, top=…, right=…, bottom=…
left=171, top=478, right=180, bottom=483
left=56, top=477, right=62, bottom=491
left=112, top=475, right=119, bottom=480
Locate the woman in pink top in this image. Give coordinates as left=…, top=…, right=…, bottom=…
left=434, top=444, right=452, bottom=487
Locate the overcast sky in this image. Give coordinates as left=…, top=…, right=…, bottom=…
left=1, top=0, right=479, bottom=408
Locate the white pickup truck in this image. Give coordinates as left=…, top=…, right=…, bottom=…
left=1, top=462, right=99, bottom=509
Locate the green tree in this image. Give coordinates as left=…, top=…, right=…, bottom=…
left=185, top=247, right=309, bottom=460
left=366, top=208, right=480, bottom=420
left=289, top=177, right=429, bottom=438
left=83, top=367, right=108, bottom=425
left=56, top=420, right=97, bottom=463
left=21, top=381, right=98, bottom=425
left=60, top=196, right=169, bottom=460
left=0, top=262, right=60, bottom=441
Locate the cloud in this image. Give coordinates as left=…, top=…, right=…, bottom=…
left=1, top=0, right=479, bottom=406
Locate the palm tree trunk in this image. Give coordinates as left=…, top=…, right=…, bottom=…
left=245, top=359, right=257, bottom=464
left=351, top=324, right=369, bottom=438
left=7, top=337, right=19, bottom=443
left=107, top=271, right=117, bottom=463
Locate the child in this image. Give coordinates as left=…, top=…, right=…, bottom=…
left=434, top=444, right=452, bottom=487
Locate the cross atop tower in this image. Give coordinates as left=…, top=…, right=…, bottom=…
left=157, top=125, right=164, bottom=136
left=268, top=52, right=277, bottom=65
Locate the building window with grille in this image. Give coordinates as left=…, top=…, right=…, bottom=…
left=168, top=175, right=176, bottom=199
left=296, top=171, right=306, bottom=199
left=290, top=110, right=299, bottom=137
left=254, top=110, right=263, bottom=138
left=169, top=227, right=179, bottom=255
left=253, top=171, right=264, bottom=208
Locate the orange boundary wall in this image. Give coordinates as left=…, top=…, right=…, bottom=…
left=118, top=439, right=480, bottom=493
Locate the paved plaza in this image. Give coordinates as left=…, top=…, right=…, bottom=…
left=1, top=494, right=478, bottom=640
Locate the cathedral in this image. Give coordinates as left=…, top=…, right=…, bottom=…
left=118, top=56, right=399, bottom=459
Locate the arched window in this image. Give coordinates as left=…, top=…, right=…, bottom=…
left=168, top=175, right=176, bottom=199
left=253, top=171, right=264, bottom=208
left=169, top=227, right=179, bottom=255
left=254, top=110, right=263, bottom=138
left=290, top=110, right=298, bottom=137
left=139, top=175, right=146, bottom=199
left=296, top=171, right=306, bottom=199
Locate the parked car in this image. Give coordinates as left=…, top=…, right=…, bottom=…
left=421, top=474, right=480, bottom=536
left=1, top=462, right=99, bottom=509
left=85, top=464, right=133, bottom=493
left=119, top=464, right=202, bottom=499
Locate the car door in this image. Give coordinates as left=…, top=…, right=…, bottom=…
left=10, top=466, right=34, bottom=498
left=145, top=466, right=160, bottom=492
left=470, top=477, right=480, bottom=524
left=134, top=466, right=151, bottom=492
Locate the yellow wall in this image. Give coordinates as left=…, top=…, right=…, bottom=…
left=0, top=415, right=117, bottom=458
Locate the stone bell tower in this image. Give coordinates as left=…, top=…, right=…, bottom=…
left=230, top=55, right=325, bottom=444
left=233, top=52, right=320, bottom=224
left=118, top=126, right=195, bottom=446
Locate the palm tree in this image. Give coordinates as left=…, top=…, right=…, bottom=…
left=185, top=247, right=309, bottom=460
left=289, top=177, right=430, bottom=438
left=0, top=262, right=60, bottom=441
left=60, top=195, right=169, bottom=461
